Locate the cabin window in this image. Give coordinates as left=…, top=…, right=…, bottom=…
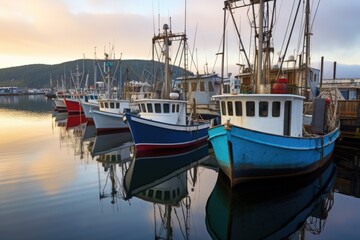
left=191, top=82, right=197, bottom=92
left=104, top=102, right=109, bottom=108
left=172, top=190, right=176, bottom=198
left=284, top=101, right=292, bottom=136
left=141, top=103, right=146, bottom=112
left=155, top=190, right=162, bottom=200
left=208, top=82, right=214, bottom=91
left=163, top=103, right=170, bottom=113
left=147, top=103, right=153, bottom=113
left=223, top=85, right=230, bottom=94
left=272, top=101, right=281, bottom=117
left=246, top=101, right=255, bottom=116
left=227, top=101, right=233, bottom=115
left=259, top=101, right=268, bottom=117
left=164, top=191, right=170, bottom=201
left=177, top=187, right=180, bottom=195
left=116, top=102, right=120, bottom=109
left=110, top=102, right=115, bottom=109
left=155, top=103, right=161, bottom=113
left=172, top=104, right=175, bottom=113
left=221, top=101, right=226, bottom=115
left=235, top=101, right=242, bottom=116
left=200, top=81, right=205, bottom=91
left=148, top=189, right=154, bottom=198
left=176, top=104, right=179, bottom=112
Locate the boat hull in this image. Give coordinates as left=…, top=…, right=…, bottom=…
left=80, top=101, right=99, bottom=122
left=208, top=124, right=340, bottom=186
left=124, top=113, right=210, bottom=153
left=52, top=98, right=67, bottom=112
left=91, top=109, right=129, bottom=134
left=64, top=98, right=83, bottom=114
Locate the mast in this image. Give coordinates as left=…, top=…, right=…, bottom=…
left=161, top=23, right=171, bottom=99
left=152, top=22, right=186, bottom=99
left=304, top=0, right=311, bottom=100
left=256, top=0, right=264, bottom=94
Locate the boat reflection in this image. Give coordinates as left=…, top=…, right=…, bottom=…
left=333, top=140, right=360, bottom=198
left=53, top=112, right=89, bottom=159
left=205, top=162, right=336, bottom=239
left=81, top=123, right=97, bottom=143
left=90, top=132, right=134, bottom=205
left=124, top=144, right=210, bottom=239
left=91, top=131, right=133, bottom=158
left=53, top=111, right=68, bottom=127
left=96, top=152, right=132, bottom=205
left=66, top=113, right=87, bottom=130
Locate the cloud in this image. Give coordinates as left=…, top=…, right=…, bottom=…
left=0, top=0, right=359, bottom=76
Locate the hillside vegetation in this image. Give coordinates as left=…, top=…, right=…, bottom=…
left=0, top=59, right=190, bottom=89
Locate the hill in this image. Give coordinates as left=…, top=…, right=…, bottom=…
left=0, top=59, right=190, bottom=89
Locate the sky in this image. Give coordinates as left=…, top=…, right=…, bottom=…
left=1, top=0, right=360, bottom=78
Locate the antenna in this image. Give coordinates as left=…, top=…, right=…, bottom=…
left=152, top=1, right=156, bottom=35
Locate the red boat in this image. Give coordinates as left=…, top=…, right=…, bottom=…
left=64, top=97, right=84, bottom=114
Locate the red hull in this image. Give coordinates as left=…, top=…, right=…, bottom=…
left=64, top=98, right=83, bottom=114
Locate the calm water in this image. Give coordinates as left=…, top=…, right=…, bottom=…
left=0, top=95, right=360, bottom=240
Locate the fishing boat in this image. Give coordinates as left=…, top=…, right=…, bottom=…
left=208, top=0, right=340, bottom=187
left=90, top=53, right=131, bottom=133
left=123, top=23, right=211, bottom=154
left=91, top=98, right=130, bottom=133
left=52, top=91, right=71, bottom=112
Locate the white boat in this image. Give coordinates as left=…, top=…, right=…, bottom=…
left=80, top=100, right=99, bottom=122
left=90, top=54, right=131, bottom=133
left=91, top=98, right=130, bottom=133
left=52, top=91, right=71, bottom=112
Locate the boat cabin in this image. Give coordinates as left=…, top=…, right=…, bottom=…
left=136, top=99, right=187, bottom=125
left=86, top=93, right=99, bottom=103
left=213, top=94, right=305, bottom=137
left=174, top=74, right=221, bottom=118
left=98, top=99, right=130, bottom=114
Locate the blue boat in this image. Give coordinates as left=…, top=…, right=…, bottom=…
left=124, top=106, right=209, bottom=153
left=208, top=1, right=340, bottom=187
left=123, top=23, right=210, bottom=154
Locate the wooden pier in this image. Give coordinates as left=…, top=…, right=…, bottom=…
left=338, top=100, right=360, bottom=139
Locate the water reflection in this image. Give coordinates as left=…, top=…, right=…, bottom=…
left=96, top=151, right=131, bottom=205
left=65, top=114, right=87, bottom=130
left=333, top=140, right=360, bottom=198
left=91, top=131, right=133, bottom=158
left=53, top=112, right=90, bottom=160
left=205, top=162, right=336, bottom=239
left=0, top=95, right=52, bottom=113
left=124, top=144, right=210, bottom=239
left=81, top=123, right=97, bottom=143
left=53, top=111, right=68, bottom=127
left=83, top=130, right=134, bottom=206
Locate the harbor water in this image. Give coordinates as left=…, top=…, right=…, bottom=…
left=0, top=95, right=360, bottom=240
